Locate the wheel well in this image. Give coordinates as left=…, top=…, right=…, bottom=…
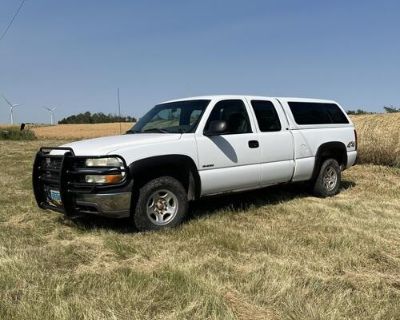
left=129, top=155, right=201, bottom=200
left=312, top=142, right=347, bottom=180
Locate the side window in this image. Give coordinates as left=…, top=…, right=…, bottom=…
left=325, top=104, right=349, bottom=124
left=189, top=109, right=203, bottom=126
left=250, top=100, right=281, bottom=132
left=288, top=102, right=349, bottom=125
left=205, top=100, right=252, bottom=134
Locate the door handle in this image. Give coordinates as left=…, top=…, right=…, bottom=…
left=248, top=140, right=259, bottom=148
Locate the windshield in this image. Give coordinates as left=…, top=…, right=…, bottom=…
left=128, top=99, right=210, bottom=134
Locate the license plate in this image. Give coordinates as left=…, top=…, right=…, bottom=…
left=50, top=190, right=61, bottom=202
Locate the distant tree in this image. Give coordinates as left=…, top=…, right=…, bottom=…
left=58, top=112, right=137, bottom=124
left=383, top=106, right=400, bottom=113
left=346, top=109, right=371, bottom=115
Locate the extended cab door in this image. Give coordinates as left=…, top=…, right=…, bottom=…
left=195, top=99, right=262, bottom=195
left=245, top=98, right=295, bottom=185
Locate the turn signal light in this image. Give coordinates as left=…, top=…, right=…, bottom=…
left=85, top=174, right=124, bottom=184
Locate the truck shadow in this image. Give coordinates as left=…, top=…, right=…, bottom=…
left=61, top=180, right=356, bottom=233
left=190, top=180, right=356, bottom=220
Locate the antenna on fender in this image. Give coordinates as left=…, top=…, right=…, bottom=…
left=117, top=88, right=122, bottom=135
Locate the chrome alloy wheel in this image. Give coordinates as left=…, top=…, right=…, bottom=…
left=323, top=166, right=338, bottom=191
left=146, top=189, right=179, bottom=225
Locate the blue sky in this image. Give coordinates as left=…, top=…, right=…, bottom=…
left=0, top=0, right=399, bottom=124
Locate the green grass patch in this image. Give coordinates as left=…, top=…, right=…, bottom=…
left=0, top=126, right=37, bottom=140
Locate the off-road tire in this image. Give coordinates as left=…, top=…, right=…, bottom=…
left=312, top=159, right=341, bottom=197
left=132, top=176, right=188, bottom=231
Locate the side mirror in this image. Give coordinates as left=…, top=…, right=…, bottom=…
left=204, top=120, right=227, bottom=136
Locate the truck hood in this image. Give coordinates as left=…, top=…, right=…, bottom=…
left=59, top=133, right=181, bottom=156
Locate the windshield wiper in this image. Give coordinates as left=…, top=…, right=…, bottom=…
left=126, top=129, right=140, bottom=134
left=143, top=128, right=169, bottom=133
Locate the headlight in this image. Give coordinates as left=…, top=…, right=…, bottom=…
left=84, top=157, right=126, bottom=184
left=85, top=157, right=123, bottom=167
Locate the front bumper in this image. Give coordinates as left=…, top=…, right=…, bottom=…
left=32, top=147, right=132, bottom=218
left=75, top=192, right=131, bottom=218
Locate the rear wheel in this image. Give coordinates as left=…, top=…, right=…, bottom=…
left=312, top=159, right=341, bottom=197
left=132, top=176, right=188, bottom=231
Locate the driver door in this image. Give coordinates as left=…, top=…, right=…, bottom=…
left=195, top=99, right=261, bottom=195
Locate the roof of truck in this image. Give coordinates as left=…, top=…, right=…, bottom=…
left=163, top=95, right=337, bottom=104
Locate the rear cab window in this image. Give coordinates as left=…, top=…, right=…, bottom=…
left=288, top=102, right=349, bottom=125
left=250, top=100, right=282, bottom=132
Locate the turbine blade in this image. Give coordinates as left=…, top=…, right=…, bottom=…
left=2, top=95, right=13, bottom=107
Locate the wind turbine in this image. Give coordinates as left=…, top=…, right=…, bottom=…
left=43, top=106, right=56, bottom=125
left=2, top=95, right=20, bottom=125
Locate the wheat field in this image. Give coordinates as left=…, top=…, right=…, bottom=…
left=31, top=123, right=134, bottom=139
left=351, top=113, right=400, bottom=167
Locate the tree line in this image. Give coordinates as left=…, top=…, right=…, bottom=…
left=347, top=106, right=400, bottom=115
left=58, top=112, right=137, bottom=124
left=57, top=106, right=399, bottom=124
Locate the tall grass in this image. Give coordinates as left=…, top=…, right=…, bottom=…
left=351, top=113, right=400, bottom=167
left=0, top=126, right=37, bottom=140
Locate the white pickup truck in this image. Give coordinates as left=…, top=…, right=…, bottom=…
left=33, top=95, right=357, bottom=231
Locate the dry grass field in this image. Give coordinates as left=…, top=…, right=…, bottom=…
left=31, top=123, right=133, bottom=139
left=0, top=140, right=399, bottom=319
left=0, top=115, right=399, bottom=319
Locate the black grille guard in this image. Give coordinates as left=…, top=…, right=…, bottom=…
left=32, top=147, right=130, bottom=216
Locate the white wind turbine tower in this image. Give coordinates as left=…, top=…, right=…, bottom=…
left=2, top=95, right=20, bottom=125
left=43, top=106, right=57, bottom=125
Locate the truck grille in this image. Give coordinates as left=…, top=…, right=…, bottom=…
left=40, top=157, right=63, bottom=186
left=32, top=147, right=129, bottom=216
left=32, top=148, right=73, bottom=213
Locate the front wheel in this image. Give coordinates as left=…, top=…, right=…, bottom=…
left=132, top=176, right=188, bottom=231
left=312, top=159, right=341, bottom=197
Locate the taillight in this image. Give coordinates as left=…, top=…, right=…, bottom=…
left=354, top=129, right=358, bottom=150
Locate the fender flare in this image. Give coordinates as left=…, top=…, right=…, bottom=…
left=311, top=142, right=347, bottom=180
left=128, top=154, right=201, bottom=200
